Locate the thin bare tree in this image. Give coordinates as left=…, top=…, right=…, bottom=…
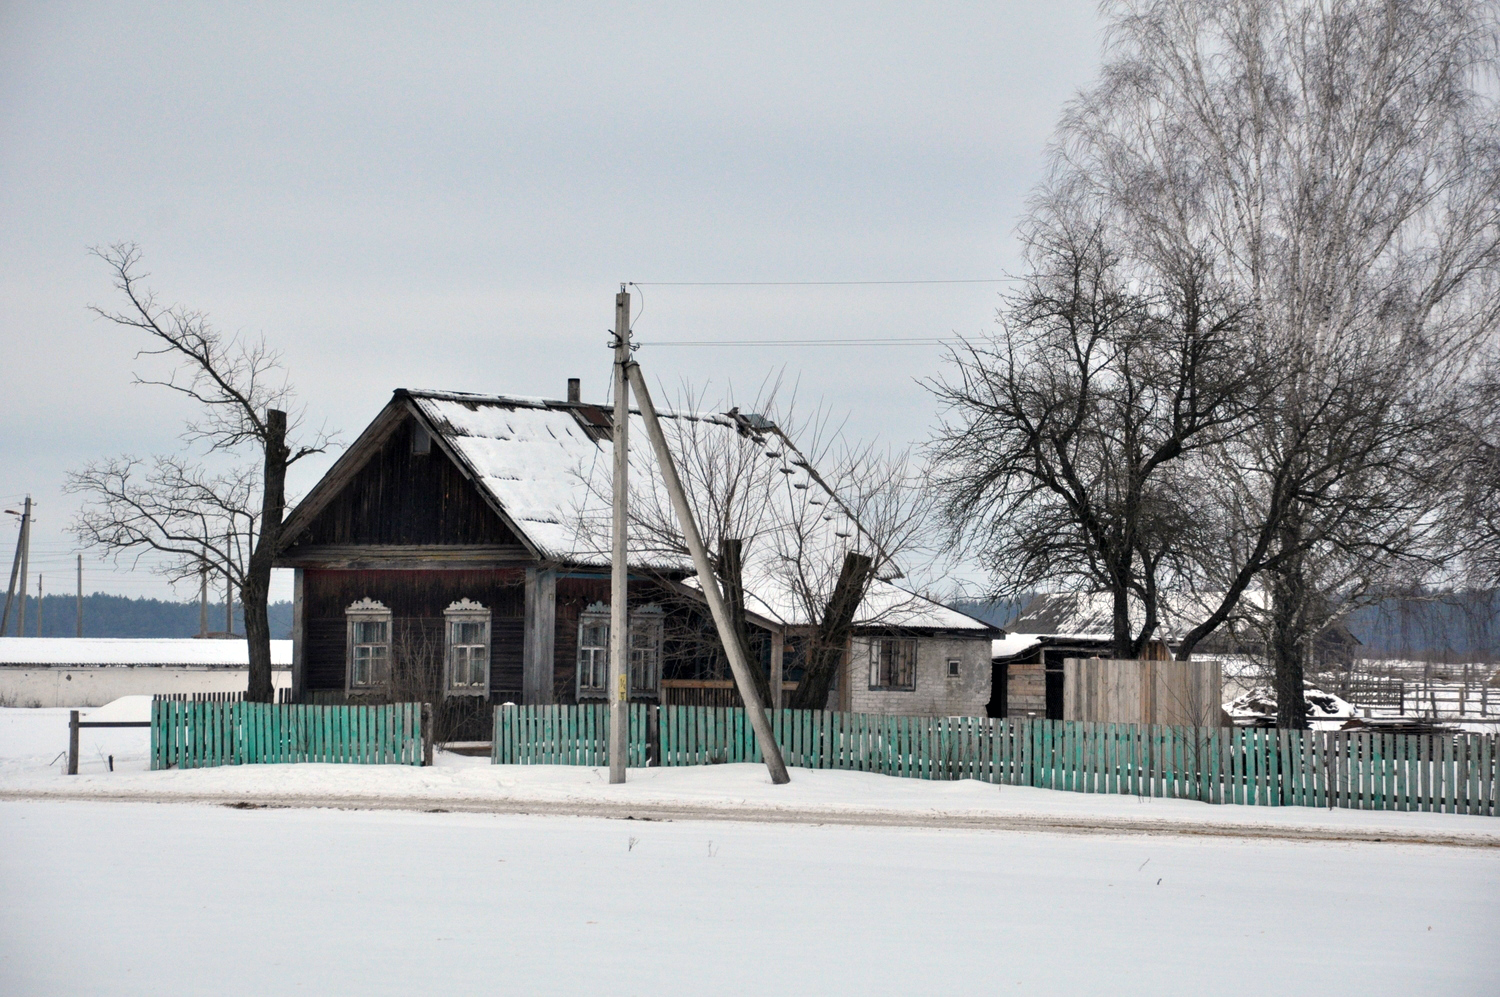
left=68, top=245, right=335, bottom=702
left=575, top=379, right=940, bottom=709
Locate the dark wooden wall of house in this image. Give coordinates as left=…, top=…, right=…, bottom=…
left=291, top=415, right=525, bottom=547
left=551, top=575, right=678, bottom=705
left=303, top=568, right=526, bottom=698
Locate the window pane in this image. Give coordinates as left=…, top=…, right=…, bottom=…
left=354, top=620, right=388, bottom=645
left=453, top=620, right=486, bottom=645
left=582, top=622, right=608, bottom=648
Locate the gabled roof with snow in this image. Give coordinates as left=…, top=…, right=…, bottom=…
left=284, top=388, right=994, bottom=635
left=0, top=638, right=293, bottom=667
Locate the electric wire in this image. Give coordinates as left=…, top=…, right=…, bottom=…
left=627, top=278, right=1013, bottom=286
left=638, top=335, right=968, bottom=347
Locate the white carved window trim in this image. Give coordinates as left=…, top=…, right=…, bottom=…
left=576, top=602, right=611, bottom=699
left=444, top=598, right=491, bottom=698
left=346, top=599, right=392, bottom=693
left=869, top=637, right=917, bottom=691
left=628, top=604, right=664, bottom=699
left=575, top=602, right=665, bottom=700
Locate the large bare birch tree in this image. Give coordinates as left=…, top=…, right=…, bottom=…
left=934, top=0, right=1500, bottom=726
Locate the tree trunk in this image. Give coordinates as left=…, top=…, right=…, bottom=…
left=1269, top=543, right=1309, bottom=729
left=720, top=538, right=773, bottom=708
left=788, top=552, right=873, bottom=710
left=245, top=409, right=289, bottom=703
left=1111, top=579, right=1133, bottom=660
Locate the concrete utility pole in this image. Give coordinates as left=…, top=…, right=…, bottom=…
left=76, top=554, right=83, bottom=638
left=199, top=565, right=209, bottom=637
left=608, top=287, right=631, bottom=784
left=625, top=363, right=791, bottom=785
left=17, top=497, right=31, bottom=636
left=1, top=497, right=30, bottom=636
left=224, top=561, right=233, bottom=636
left=35, top=574, right=42, bottom=636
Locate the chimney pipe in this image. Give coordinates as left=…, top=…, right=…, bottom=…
left=567, top=378, right=581, bottom=403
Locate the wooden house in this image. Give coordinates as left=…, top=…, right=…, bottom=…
left=275, top=386, right=996, bottom=735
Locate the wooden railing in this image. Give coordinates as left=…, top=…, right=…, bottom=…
left=660, top=679, right=799, bottom=709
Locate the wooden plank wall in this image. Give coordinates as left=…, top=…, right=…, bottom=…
left=150, top=700, right=425, bottom=768
left=490, top=704, right=1498, bottom=816
left=291, top=415, right=525, bottom=547
left=1063, top=657, right=1223, bottom=727
left=302, top=568, right=527, bottom=696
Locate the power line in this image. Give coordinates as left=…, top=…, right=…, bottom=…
left=639, top=335, right=969, bottom=347
left=628, top=278, right=1013, bottom=287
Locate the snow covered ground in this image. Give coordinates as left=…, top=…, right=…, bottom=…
left=3, top=798, right=1497, bottom=995
left=2, top=704, right=1499, bottom=993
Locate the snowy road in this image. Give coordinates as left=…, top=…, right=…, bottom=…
left=4, top=785, right=1496, bottom=847
left=3, top=799, right=1498, bottom=996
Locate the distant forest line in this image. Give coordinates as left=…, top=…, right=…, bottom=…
left=952, top=591, right=1500, bottom=660
left=1, top=593, right=293, bottom=639
left=1, top=590, right=1494, bottom=659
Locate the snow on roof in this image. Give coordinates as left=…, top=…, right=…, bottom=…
left=0, top=638, right=293, bottom=667
left=681, top=572, right=993, bottom=632
left=991, top=633, right=1043, bottom=660
left=1007, top=591, right=1261, bottom=641
left=406, top=389, right=988, bottom=631
left=411, top=390, right=715, bottom=570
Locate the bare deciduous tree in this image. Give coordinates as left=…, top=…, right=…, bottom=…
left=987, top=0, right=1500, bottom=727
left=928, top=211, right=1258, bottom=659
left=68, top=245, right=335, bottom=702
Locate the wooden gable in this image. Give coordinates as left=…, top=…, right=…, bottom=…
left=285, top=411, right=527, bottom=549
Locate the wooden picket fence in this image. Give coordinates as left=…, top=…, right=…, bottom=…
left=151, top=699, right=426, bottom=769
left=493, top=703, right=1498, bottom=815
left=491, top=703, right=652, bottom=767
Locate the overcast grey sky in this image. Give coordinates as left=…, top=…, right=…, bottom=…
left=0, top=1, right=1105, bottom=603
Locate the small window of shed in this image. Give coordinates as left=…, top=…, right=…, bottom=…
left=411, top=422, right=431, bottom=455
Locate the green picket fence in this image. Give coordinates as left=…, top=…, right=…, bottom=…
left=493, top=703, right=1498, bottom=815
left=491, top=703, right=652, bottom=767
left=151, top=699, right=425, bottom=769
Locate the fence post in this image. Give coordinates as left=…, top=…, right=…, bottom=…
left=421, top=702, right=434, bottom=766
left=68, top=710, right=80, bottom=775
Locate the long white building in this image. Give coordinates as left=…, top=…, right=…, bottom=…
left=0, top=638, right=292, bottom=707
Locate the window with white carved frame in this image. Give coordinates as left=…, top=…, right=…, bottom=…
left=445, top=599, right=491, bottom=696
left=346, top=599, right=392, bottom=692
left=629, top=605, right=664, bottom=697
left=576, top=602, right=664, bottom=700
left=869, top=637, right=917, bottom=691
left=577, top=603, right=611, bottom=698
